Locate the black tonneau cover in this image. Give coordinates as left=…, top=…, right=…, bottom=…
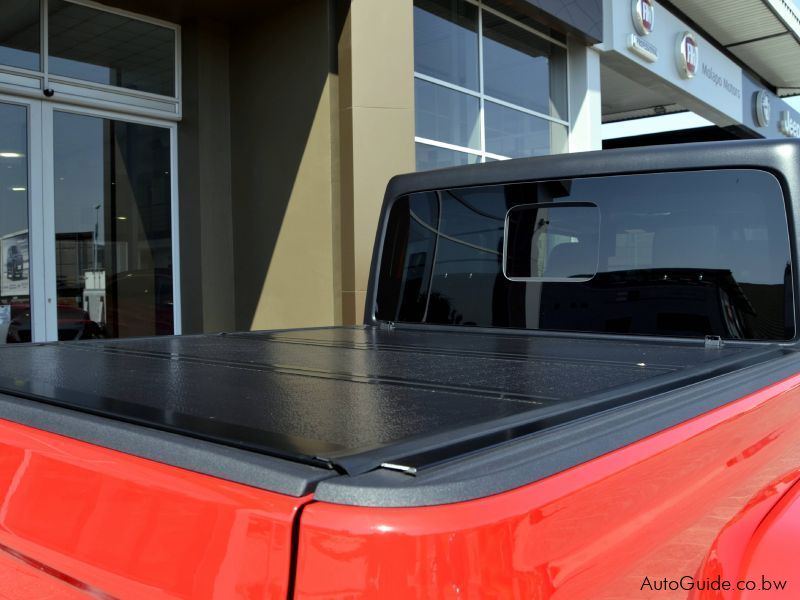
left=0, top=327, right=778, bottom=476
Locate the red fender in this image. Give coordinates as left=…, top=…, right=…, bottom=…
left=692, top=471, right=800, bottom=599
left=736, top=476, right=800, bottom=598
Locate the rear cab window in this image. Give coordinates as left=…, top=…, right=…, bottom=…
left=376, top=169, right=794, bottom=340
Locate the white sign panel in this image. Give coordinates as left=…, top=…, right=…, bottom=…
left=628, top=34, right=658, bottom=62
left=779, top=111, right=800, bottom=138
left=1, top=230, right=29, bottom=298
left=604, top=0, right=744, bottom=125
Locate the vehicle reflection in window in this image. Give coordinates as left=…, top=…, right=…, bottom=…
left=6, top=303, right=101, bottom=343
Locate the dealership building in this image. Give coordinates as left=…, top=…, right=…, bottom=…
left=0, top=0, right=799, bottom=342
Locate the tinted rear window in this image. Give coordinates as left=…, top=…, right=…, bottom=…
left=375, top=170, right=794, bottom=340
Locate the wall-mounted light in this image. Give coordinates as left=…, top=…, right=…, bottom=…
left=116, top=216, right=128, bottom=220
left=10, top=187, right=26, bottom=192
left=0, top=152, right=24, bottom=158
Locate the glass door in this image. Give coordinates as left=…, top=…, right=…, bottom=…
left=47, top=108, right=177, bottom=341
left=0, top=98, right=178, bottom=344
left=0, top=97, right=44, bottom=344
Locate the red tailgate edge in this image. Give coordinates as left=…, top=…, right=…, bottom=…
left=0, top=418, right=312, bottom=599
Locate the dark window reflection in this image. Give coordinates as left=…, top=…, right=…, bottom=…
left=48, top=0, right=175, bottom=97
left=0, top=0, right=39, bottom=71
left=505, top=203, right=599, bottom=279
left=54, top=111, right=173, bottom=340
left=377, top=170, right=794, bottom=340
left=485, top=101, right=562, bottom=158
left=483, top=11, right=567, bottom=119
left=414, top=0, right=479, bottom=90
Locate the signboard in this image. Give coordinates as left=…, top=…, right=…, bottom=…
left=1, top=230, right=29, bottom=298
left=604, top=0, right=744, bottom=125
left=675, top=32, right=699, bottom=79
left=632, top=0, right=655, bottom=36
left=779, top=111, right=800, bottom=138
left=739, top=72, right=800, bottom=139
left=628, top=34, right=658, bottom=62
left=755, top=90, right=771, bottom=127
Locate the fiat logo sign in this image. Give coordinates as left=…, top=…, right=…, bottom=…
left=676, top=32, right=699, bottom=79
left=632, top=0, right=655, bottom=36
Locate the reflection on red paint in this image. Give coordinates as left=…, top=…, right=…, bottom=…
left=295, top=375, right=800, bottom=599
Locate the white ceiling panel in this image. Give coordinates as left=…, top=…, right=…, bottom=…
left=665, top=0, right=800, bottom=88
left=669, top=0, right=784, bottom=45
left=600, top=63, right=684, bottom=121
left=729, top=34, right=800, bottom=86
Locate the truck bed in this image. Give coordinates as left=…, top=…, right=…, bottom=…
left=0, top=327, right=781, bottom=479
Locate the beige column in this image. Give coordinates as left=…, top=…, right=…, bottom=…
left=338, top=0, right=416, bottom=324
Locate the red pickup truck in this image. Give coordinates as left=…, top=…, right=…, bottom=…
left=0, top=140, right=798, bottom=599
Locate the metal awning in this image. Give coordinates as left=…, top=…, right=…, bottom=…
left=667, top=0, right=800, bottom=93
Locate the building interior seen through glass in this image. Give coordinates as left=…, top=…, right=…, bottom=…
left=48, top=0, right=176, bottom=96
left=0, top=0, right=39, bottom=71
left=0, top=103, right=31, bottom=343
left=414, top=0, right=568, bottom=171
left=0, top=0, right=176, bottom=99
left=54, top=112, right=173, bottom=341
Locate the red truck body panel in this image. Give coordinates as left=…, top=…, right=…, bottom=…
left=0, top=418, right=311, bottom=599
left=294, top=374, right=800, bottom=599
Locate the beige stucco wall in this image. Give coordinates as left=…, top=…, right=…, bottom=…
left=246, top=77, right=338, bottom=329
left=168, top=0, right=417, bottom=333
left=338, top=0, right=416, bottom=324
left=230, top=0, right=339, bottom=331
left=228, top=0, right=415, bottom=330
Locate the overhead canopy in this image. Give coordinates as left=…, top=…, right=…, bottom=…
left=667, top=0, right=800, bottom=93
left=601, top=63, right=684, bottom=122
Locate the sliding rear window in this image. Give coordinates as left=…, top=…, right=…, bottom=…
left=376, top=169, right=794, bottom=340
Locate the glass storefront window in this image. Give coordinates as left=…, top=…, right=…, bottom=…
left=415, top=79, right=480, bottom=150
left=48, top=0, right=176, bottom=97
left=483, top=11, right=567, bottom=120
left=0, top=1, right=178, bottom=105
left=416, top=143, right=479, bottom=171
left=482, top=0, right=566, bottom=43
left=414, top=0, right=479, bottom=91
left=0, top=2, right=179, bottom=342
left=485, top=101, right=567, bottom=158
left=0, top=0, right=40, bottom=72
left=413, top=0, right=569, bottom=170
